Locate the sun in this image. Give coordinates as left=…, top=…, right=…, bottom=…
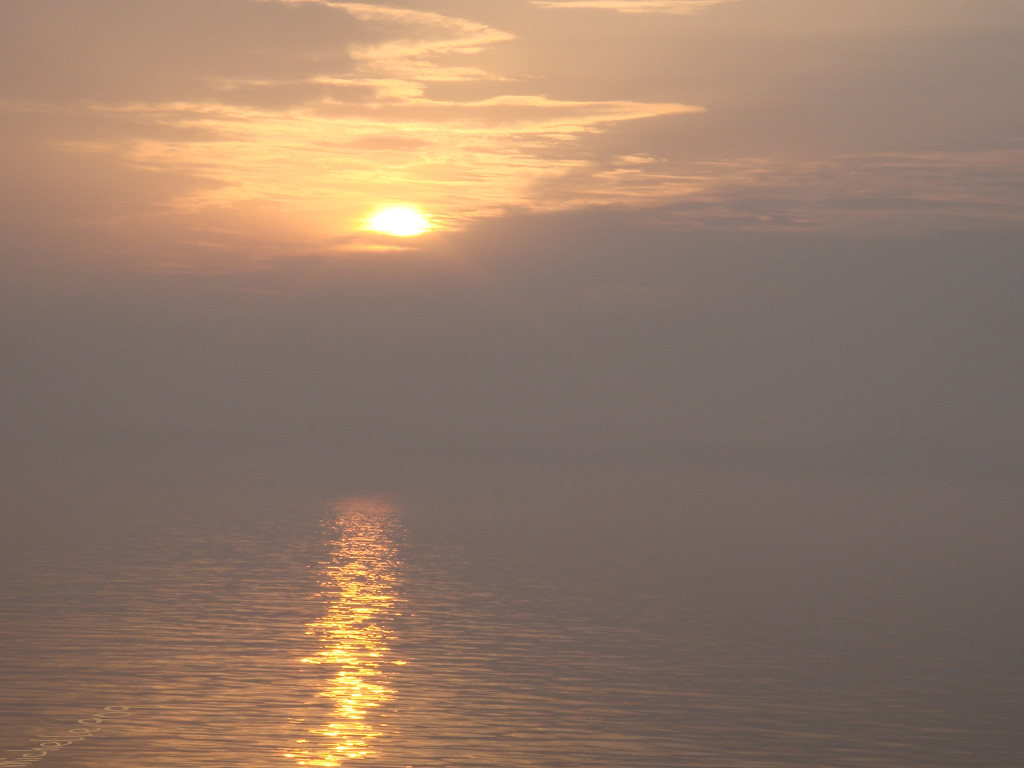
left=366, top=206, right=432, bottom=237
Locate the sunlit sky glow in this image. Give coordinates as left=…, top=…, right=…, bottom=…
left=3, top=0, right=1024, bottom=458
left=3, top=0, right=1022, bottom=265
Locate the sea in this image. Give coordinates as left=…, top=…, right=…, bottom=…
left=1, top=446, right=1022, bottom=767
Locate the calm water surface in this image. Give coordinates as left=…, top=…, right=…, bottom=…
left=1, top=480, right=1021, bottom=767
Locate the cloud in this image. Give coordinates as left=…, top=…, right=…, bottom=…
left=649, top=150, right=1024, bottom=233
left=499, top=144, right=1024, bottom=240
left=6, top=0, right=1020, bottom=269
left=271, top=1, right=518, bottom=80
left=0, top=0, right=372, bottom=103
left=47, top=92, right=696, bottom=263
left=529, top=0, right=736, bottom=14
left=0, top=0, right=704, bottom=263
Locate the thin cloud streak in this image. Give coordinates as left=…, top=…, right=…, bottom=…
left=520, top=146, right=1024, bottom=234
left=0, top=0, right=703, bottom=262
left=42, top=92, right=698, bottom=256
left=1, top=0, right=1022, bottom=268
left=655, top=149, right=1024, bottom=233
left=529, top=0, right=737, bottom=14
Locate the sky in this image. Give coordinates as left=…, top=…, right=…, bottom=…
left=3, top=0, right=1024, bottom=467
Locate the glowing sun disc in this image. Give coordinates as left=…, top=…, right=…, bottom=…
left=367, top=207, right=431, bottom=237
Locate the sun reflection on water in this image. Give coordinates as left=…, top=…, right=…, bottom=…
left=288, top=496, right=405, bottom=766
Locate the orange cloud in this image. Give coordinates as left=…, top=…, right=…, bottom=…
left=529, top=0, right=737, bottom=14
left=0, top=0, right=704, bottom=262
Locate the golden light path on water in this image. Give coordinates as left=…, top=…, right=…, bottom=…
left=287, top=497, right=406, bottom=766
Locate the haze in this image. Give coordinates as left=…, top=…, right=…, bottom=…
left=3, top=3, right=1024, bottom=765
